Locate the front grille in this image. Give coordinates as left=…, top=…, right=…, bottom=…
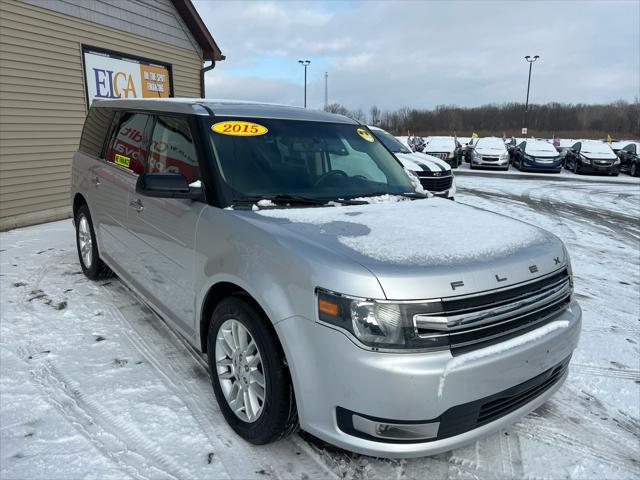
left=481, top=156, right=499, bottom=162
left=416, top=172, right=453, bottom=192
left=427, top=152, right=449, bottom=161
left=477, top=360, right=568, bottom=424
left=594, top=160, right=612, bottom=166
left=414, top=269, right=572, bottom=355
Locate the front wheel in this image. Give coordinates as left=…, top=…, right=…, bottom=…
left=207, top=297, right=298, bottom=444
left=75, top=205, right=113, bottom=280
left=631, top=163, right=638, bottom=177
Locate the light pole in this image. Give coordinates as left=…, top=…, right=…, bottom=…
left=298, top=60, right=310, bottom=108
left=324, top=72, right=328, bottom=110
left=522, top=55, right=539, bottom=135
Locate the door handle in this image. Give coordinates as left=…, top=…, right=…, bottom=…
left=129, top=198, right=144, bottom=213
left=92, top=176, right=101, bottom=187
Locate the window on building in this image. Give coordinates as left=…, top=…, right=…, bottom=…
left=149, top=116, right=200, bottom=184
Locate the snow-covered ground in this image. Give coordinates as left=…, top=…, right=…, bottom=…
left=1, top=176, right=639, bottom=480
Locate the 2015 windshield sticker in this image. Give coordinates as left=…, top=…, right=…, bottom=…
left=357, top=128, right=375, bottom=142
left=211, top=121, right=268, bottom=136
left=114, top=154, right=131, bottom=168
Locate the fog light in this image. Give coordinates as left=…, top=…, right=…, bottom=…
left=352, top=414, right=439, bottom=441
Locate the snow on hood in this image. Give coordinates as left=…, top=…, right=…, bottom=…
left=256, top=198, right=550, bottom=267
left=395, top=152, right=452, bottom=173
left=475, top=138, right=507, bottom=155
left=424, top=137, right=456, bottom=152
left=524, top=140, right=558, bottom=157
left=581, top=141, right=617, bottom=160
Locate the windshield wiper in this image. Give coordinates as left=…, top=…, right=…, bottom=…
left=345, top=191, right=428, bottom=200
left=233, top=194, right=328, bottom=206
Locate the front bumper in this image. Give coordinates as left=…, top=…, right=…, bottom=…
left=522, top=159, right=563, bottom=172
left=471, top=158, right=509, bottom=168
left=579, top=162, right=620, bottom=174
left=276, top=300, right=581, bottom=458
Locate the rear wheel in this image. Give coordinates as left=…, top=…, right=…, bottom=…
left=207, top=297, right=298, bottom=444
left=75, top=205, right=113, bottom=280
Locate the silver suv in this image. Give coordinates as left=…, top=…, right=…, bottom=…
left=71, top=99, right=581, bottom=458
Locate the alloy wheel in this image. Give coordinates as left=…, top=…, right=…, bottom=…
left=78, top=215, right=93, bottom=268
left=215, top=319, right=266, bottom=423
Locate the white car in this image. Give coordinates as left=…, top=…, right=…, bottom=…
left=470, top=137, right=510, bottom=170
left=369, top=126, right=456, bottom=199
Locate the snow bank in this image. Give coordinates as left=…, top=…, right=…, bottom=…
left=437, top=320, right=570, bottom=398
left=257, top=198, right=549, bottom=266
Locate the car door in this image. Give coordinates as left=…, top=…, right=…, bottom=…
left=125, top=114, right=206, bottom=336
left=94, top=111, right=151, bottom=270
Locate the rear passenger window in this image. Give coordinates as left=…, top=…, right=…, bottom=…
left=79, top=108, right=114, bottom=157
left=105, top=113, right=150, bottom=175
left=148, top=116, right=200, bottom=184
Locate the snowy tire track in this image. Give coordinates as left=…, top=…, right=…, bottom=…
left=102, top=283, right=337, bottom=480
left=27, top=358, right=189, bottom=480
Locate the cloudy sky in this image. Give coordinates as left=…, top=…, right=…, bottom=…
left=194, top=1, right=639, bottom=112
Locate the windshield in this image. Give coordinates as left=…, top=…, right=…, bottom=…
left=206, top=118, right=415, bottom=205
left=371, top=129, right=411, bottom=154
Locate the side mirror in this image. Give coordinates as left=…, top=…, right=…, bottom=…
left=136, top=173, right=204, bottom=201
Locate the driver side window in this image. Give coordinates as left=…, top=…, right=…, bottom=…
left=329, top=151, right=386, bottom=183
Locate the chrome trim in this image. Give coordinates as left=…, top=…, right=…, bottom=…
left=416, top=292, right=571, bottom=340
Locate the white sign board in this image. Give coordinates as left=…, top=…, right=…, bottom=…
left=521, top=127, right=528, bottom=135
left=82, top=47, right=173, bottom=106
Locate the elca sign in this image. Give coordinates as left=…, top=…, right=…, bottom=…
left=82, top=46, right=173, bottom=106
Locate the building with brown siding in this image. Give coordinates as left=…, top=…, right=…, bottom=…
left=0, top=0, right=224, bottom=230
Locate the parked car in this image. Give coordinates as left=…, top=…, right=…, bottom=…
left=563, top=140, right=620, bottom=175
left=614, top=142, right=640, bottom=176
left=423, top=136, right=462, bottom=168
left=512, top=139, right=563, bottom=173
left=72, top=99, right=581, bottom=458
left=469, top=137, right=510, bottom=170
left=368, top=126, right=456, bottom=199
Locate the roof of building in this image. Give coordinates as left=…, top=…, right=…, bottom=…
left=170, top=0, right=224, bottom=62
left=92, top=98, right=358, bottom=123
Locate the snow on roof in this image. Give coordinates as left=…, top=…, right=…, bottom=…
left=257, top=198, right=549, bottom=266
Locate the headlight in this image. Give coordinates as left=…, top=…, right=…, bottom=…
left=317, top=289, right=448, bottom=350
left=524, top=154, right=535, bottom=163
left=581, top=156, right=591, bottom=164
left=614, top=159, right=621, bottom=165
left=500, top=152, right=509, bottom=160
left=473, top=150, right=482, bottom=160
left=447, top=152, right=454, bottom=159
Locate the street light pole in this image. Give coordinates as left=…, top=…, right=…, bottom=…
left=324, top=72, right=328, bottom=110
left=522, top=55, right=539, bottom=135
left=298, top=60, right=310, bottom=108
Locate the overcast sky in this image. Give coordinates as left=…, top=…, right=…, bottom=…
left=194, top=1, right=639, bottom=112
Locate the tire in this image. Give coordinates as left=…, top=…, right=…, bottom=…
left=574, top=161, right=581, bottom=174
left=631, top=163, right=638, bottom=177
left=75, top=205, right=114, bottom=280
left=207, top=297, right=298, bottom=445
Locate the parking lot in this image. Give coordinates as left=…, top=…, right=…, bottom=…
left=1, top=173, right=638, bottom=480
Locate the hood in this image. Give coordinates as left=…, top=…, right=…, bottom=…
left=582, top=151, right=617, bottom=160
left=475, top=145, right=507, bottom=156
left=395, top=152, right=452, bottom=173
left=252, top=199, right=566, bottom=300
